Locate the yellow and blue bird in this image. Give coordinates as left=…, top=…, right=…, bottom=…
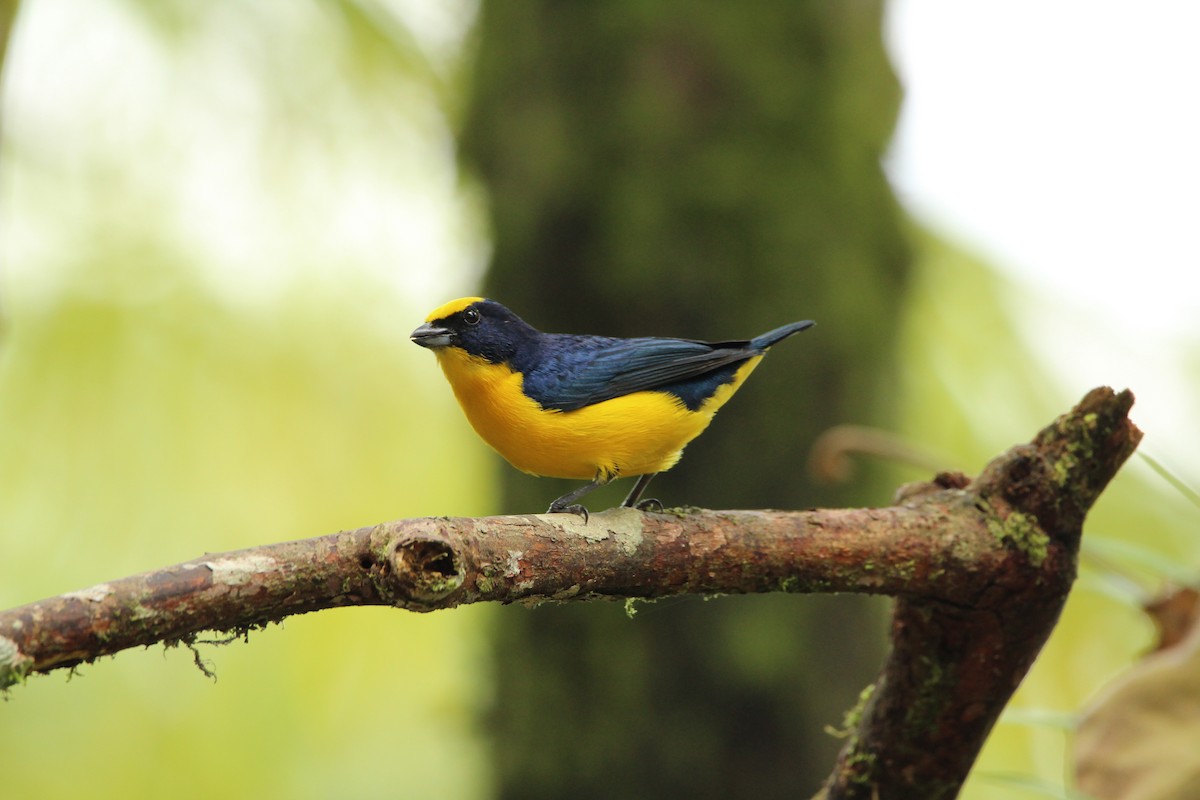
left=411, top=297, right=814, bottom=518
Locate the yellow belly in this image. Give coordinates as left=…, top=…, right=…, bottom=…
left=433, top=347, right=762, bottom=480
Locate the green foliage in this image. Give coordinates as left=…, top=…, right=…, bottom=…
left=0, top=2, right=492, bottom=798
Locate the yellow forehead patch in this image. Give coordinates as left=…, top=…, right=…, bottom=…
left=425, top=296, right=485, bottom=323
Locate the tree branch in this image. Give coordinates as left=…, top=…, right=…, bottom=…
left=0, top=387, right=1141, bottom=800
left=819, top=386, right=1141, bottom=799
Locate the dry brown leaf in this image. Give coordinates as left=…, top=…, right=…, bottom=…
left=1074, top=587, right=1200, bottom=799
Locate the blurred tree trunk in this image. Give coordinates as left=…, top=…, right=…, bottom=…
left=0, top=0, right=19, bottom=332
left=1, top=0, right=18, bottom=143
left=459, top=3, right=910, bottom=796
left=0, top=1, right=16, bottom=73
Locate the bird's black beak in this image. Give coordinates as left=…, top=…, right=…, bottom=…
left=410, top=322, right=454, bottom=349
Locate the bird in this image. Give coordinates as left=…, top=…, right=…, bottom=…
left=411, top=297, right=814, bottom=519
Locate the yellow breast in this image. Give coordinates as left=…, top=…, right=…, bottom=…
left=432, top=347, right=762, bottom=480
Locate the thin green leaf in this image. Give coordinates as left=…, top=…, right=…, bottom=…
left=998, top=707, right=1079, bottom=731
left=1139, top=450, right=1200, bottom=511
left=975, top=772, right=1095, bottom=800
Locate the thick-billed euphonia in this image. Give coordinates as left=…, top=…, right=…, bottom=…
left=411, top=297, right=814, bottom=519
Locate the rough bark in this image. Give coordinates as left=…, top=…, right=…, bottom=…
left=0, top=387, right=1141, bottom=799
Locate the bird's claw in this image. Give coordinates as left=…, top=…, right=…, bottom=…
left=634, top=498, right=664, bottom=513
left=548, top=502, right=589, bottom=523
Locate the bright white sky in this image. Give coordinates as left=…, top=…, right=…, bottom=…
left=887, top=1, right=1199, bottom=335
left=885, top=1, right=1200, bottom=476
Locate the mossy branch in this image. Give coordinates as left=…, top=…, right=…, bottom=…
left=0, top=387, right=1140, bottom=800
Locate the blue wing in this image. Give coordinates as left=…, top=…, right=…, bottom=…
left=515, top=320, right=812, bottom=412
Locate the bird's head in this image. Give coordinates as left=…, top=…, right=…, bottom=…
left=411, top=297, right=536, bottom=364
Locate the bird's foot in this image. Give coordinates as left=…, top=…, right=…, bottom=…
left=547, top=502, right=589, bottom=523
left=633, top=497, right=663, bottom=513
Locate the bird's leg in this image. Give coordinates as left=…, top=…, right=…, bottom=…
left=547, top=472, right=612, bottom=522
left=621, top=472, right=662, bottom=512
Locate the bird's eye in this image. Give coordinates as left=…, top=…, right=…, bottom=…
left=463, top=308, right=481, bottom=326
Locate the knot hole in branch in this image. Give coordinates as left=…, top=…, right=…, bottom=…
left=391, top=537, right=464, bottom=603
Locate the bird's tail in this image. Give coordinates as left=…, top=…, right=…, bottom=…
left=752, top=320, right=815, bottom=351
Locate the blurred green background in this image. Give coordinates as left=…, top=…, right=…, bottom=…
left=1, top=2, right=1197, bottom=799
